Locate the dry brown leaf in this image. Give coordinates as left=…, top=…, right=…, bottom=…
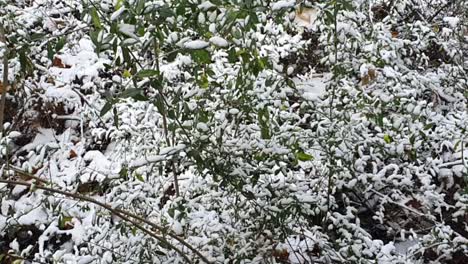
left=368, top=68, right=377, bottom=80
left=272, top=249, right=289, bottom=262
left=361, top=75, right=370, bottom=85
left=53, top=57, right=71, bottom=68
left=405, top=199, right=422, bottom=209
left=69, top=149, right=78, bottom=159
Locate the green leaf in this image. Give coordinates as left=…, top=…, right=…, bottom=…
left=227, top=47, right=237, bottom=63
left=154, top=95, right=166, bottom=115
left=136, top=0, right=145, bottom=14
left=258, top=107, right=271, bottom=139
left=47, top=42, right=54, bottom=61
left=55, top=36, right=66, bottom=52
left=383, top=134, right=393, bottom=144
left=296, top=151, right=314, bottom=161
left=113, top=107, right=119, bottom=128
left=30, top=33, right=46, bottom=41
left=100, top=101, right=113, bottom=116
left=159, top=6, right=175, bottom=18
left=135, top=173, right=145, bottom=182
left=199, top=73, right=209, bottom=89
left=119, top=166, right=128, bottom=178
left=123, top=69, right=132, bottom=78
left=119, top=88, right=142, bottom=98
left=19, top=49, right=34, bottom=75
left=90, top=8, right=102, bottom=29
left=59, top=216, right=73, bottom=229
left=115, top=0, right=124, bottom=10
left=190, top=50, right=211, bottom=64
left=424, top=123, right=435, bottom=130
left=136, top=69, right=159, bottom=78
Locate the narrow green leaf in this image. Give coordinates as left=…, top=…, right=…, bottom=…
left=115, top=0, right=124, bottom=10
left=59, top=216, right=73, bottom=229
left=159, top=6, right=175, bottom=18
left=55, top=36, right=66, bottom=52
left=190, top=50, right=211, bottom=64
left=30, top=33, right=46, bottom=41
left=296, top=151, right=314, bottom=161
left=47, top=42, right=54, bottom=61
left=100, top=101, right=113, bottom=116
left=136, top=69, right=159, bottom=78
left=119, top=88, right=142, bottom=98
left=90, top=8, right=102, bottom=29
left=135, top=173, right=145, bottom=182
left=383, top=134, right=393, bottom=144
left=113, top=107, right=119, bottom=128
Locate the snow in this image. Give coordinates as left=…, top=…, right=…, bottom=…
left=111, top=7, right=126, bottom=21
left=394, top=239, right=419, bottom=255
left=443, top=16, right=460, bottom=28
left=198, top=1, right=215, bottom=10
left=49, top=38, right=109, bottom=84
left=130, top=155, right=165, bottom=168
left=272, top=0, right=295, bottom=11
left=20, top=128, right=56, bottom=152
left=197, top=122, right=209, bottom=131
left=118, top=23, right=139, bottom=39
left=295, top=73, right=329, bottom=101
left=209, top=36, right=229, bottom=47
left=17, top=206, right=49, bottom=225
left=81, top=150, right=121, bottom=181
left=184, top=40, right=210, bottom=49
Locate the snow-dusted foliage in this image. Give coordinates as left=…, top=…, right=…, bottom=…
left=0, top=0, right=467, bottom=263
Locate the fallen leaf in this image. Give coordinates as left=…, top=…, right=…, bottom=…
left=405, top=199, right=422, bottom=209
left=368, top=68, right=377, bottom=80
left=53, top=57, right=71, bottom=68
left=361, top=75, right=370, bottom=85
left=272, top=248, right=289, bottom=262
left=69, top=149, right=78, bottom=159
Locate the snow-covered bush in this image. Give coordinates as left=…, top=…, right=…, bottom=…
left=0, top=0, right=467, bottom=263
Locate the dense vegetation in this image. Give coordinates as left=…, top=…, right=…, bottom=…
left=0, top=0, right=467, bottom=263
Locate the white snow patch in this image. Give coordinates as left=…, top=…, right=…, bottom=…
left=20, top=128, right=56, bottom=152
left=118, top=23, right=139, bottom=39
left=81, top=151, right=121, bottom=181
left=209, top=36, right=229, bottom=47
left=49, top=39, right=109, bottom=83
left=111, top=7, right=126, bottom=21
left=295, top=73, right=329, bottom=101
left=443, top=16, right=460, bottom=28
left=272, top=0, right=295, bottom=11
left=198, top=1, right=215, bottom=10
left=184, top=40, right=210, bottom=49
left=130, top=155, right=166, bottom=168
left=18, top=206, right=49, bottom=225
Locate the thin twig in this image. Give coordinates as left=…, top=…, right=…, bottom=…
left=0, top=22, right=9, bottom=132
left=428, top=1, right=454, bottom=22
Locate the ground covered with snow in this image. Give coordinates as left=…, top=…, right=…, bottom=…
left=0, top=0, right=467, bottom=263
